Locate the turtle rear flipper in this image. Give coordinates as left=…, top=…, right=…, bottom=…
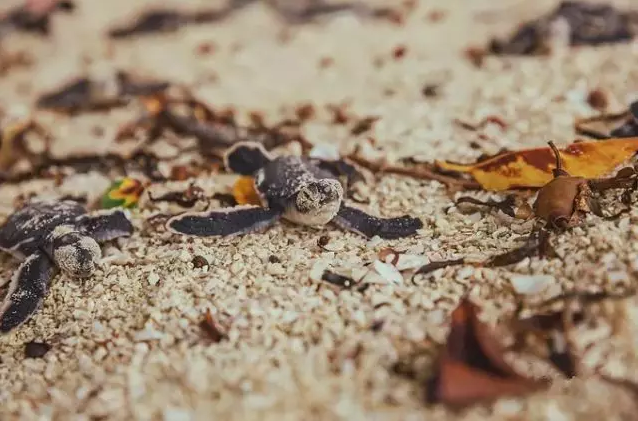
left=77, top=210, right=134, bottom=242
left=0, top=252, right=56, bottom=333
left=332, top=205, right=423, bottom=239
left=167, top=205, right=281, bottom=237
left=224, top=141, right=273, bottom=175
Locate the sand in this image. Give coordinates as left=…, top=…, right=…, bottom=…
left=1, top=0, right=638, bottom=420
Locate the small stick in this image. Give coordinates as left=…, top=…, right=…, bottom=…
left=347, top=153, right=481, bottom=190
left=547, top=141, right=568, bottom=177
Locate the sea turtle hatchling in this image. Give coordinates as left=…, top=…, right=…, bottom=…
left=168, top=141, right=423, bottom=239
left=0, top=200, right=134, bottom=333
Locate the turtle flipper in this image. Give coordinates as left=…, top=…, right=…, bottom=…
left=167, top=205, right=281, bottom=237
left=0, top=251, right=56, bottom=333
left=332, top=205, right=423, bottom=239
left=223, top=141, right=273, bottom=175
left=77, top=210, right=134, bottom=242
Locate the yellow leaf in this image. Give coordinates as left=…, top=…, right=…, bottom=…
left=436, top=138, right=638, bottom=191
left=232, top=176, right=261, bottom=205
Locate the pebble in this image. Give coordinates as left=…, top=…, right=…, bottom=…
left=163, top=408, right=193, bottom=421
left=509, top=274, right=554, bottom=295
left=147, top=273, right=160, bottom=286
left=372, top=260, right=403, bottom=284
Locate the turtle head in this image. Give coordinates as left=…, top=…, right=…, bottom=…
left=52, top=231, right=102, bottom=278
left=293, top=179, right=344, bottom=226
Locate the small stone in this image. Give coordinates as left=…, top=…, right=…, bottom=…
left=147, top=273, right=160, bottom=286
left=191, top=255, right=208, bottom=268
left=266, top=263, right=286, bottom=276
left=509, top=274, right=554, bottom=295
left=230, top=260, right=244, bottom=275
left=310, top=260, right=328, bottom=281
left=422, top=84, right=440, bottom=98
left=134, top=326, right=164, bottom=342
left=607, top=271, right=629, bottom=283
left=24, top=341, right=51, bottom=359
left=586, top=88, right=608, bottom=111
left=317, top=235, right=330, bottom=248
left=309, top=143, right=340, bottom=161
left=163, top=408, right=193, bottom=421
left=395, top=254, right=429, bottom=271
left=366, top=236, right=383, bottom=248
left=455, top=266, right=475, bottom=280
left=322, top=239, right=345, bottom=252
left=372, top=260, right=403, bottom=284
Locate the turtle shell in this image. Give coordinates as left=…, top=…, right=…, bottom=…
left=0, top=200, right=87, bottom=257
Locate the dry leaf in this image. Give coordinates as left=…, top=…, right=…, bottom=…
left=232, top=176, right=261, bottom=206
left=436, top=138, right=638, bottom=191
left=100, top=178, right=145, bottom=209
left=427, top=298, right=545, bottom=406
left=199, top=308, right=228, bottom=343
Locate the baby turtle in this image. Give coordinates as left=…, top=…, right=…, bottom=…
left=0, top=200, right=133, bottom=333
left=168, top=142, right=423, bottom=239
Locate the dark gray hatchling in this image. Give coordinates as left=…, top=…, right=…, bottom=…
left=0, top=200, right=134, bottom=333
left=168, top=141, right=423, bottom=239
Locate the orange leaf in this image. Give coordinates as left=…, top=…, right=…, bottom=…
left=232, top=176, right=261, bottom=205
left=436, top=138, right=638, bottom=191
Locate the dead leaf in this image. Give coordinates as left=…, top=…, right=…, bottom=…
left=436, top=139, right=638, bottom=191
left=199, top=308, right=227, bottom=343
left=232, top=176, right=261, bottom=206
left=427, top=298, right=545, bottom=406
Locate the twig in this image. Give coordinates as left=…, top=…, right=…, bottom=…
left=347, top=153, right=481, bottom=190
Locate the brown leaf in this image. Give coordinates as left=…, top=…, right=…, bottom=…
left=199, top=309, right=227, bottom=343
left=511, top=290, right=635, bottom=378
left=24, top=341, right=51, bottom=358
left=427, top=298, right=545, bottom=406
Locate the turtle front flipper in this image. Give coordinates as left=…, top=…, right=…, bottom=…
left=332, top=205, right=423, bottom=239
left=167, top=205, right=281, bottom=237
left=223, top=141, right=273, bottom=175
left=0, top=251, right=56, bottom=333
left=77, top=210, right=134, bottom=242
